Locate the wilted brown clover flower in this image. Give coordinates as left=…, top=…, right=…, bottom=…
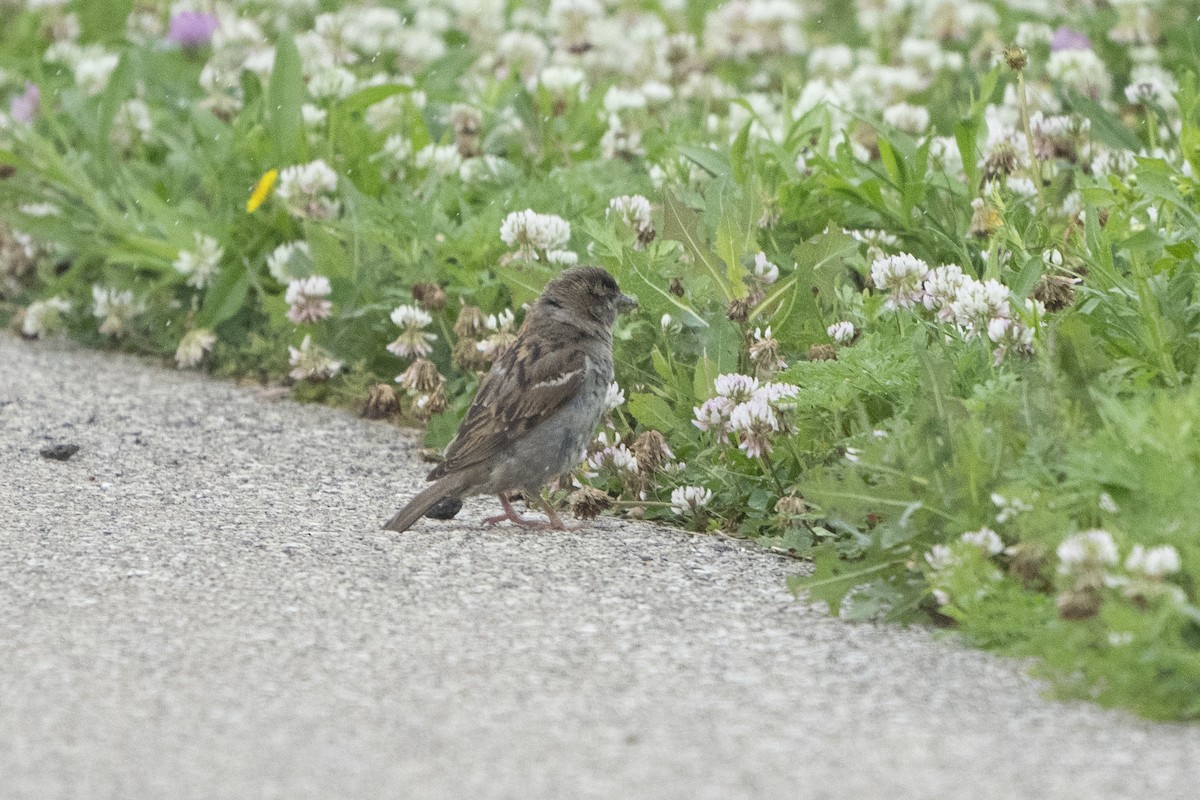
left=412, top=282, right=447, bottom=311
left=363, top=383, right=401, bottom=419
left=569, top=486, right=613, bottom=520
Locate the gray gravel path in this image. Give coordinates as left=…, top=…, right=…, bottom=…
left=1, top=333, right=1197, bottom=800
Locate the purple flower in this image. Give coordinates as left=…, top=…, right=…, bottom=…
left=1050, top=27, right=1092, bottom=52
left=10, top=82, right=39, bottom=124
left=168, top=11, right=219, bottom=48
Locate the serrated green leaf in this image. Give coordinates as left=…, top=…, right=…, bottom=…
left=628, top=393, right=678, bottom=433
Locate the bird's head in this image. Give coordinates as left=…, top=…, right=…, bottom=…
left=538, top=265, right=638, bottom=328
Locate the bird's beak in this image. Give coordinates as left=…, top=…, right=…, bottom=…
left=617, top=293, right=638, bottom=313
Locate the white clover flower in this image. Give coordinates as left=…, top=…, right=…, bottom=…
left=387, top=304, right=436, bottom=359
left=670, top=485, right=713, bottom=516
left=499, top=209, right=571, bottom=260
left=827, top=320, right=856, bottom=344
left=546, top=249, right=579, bottom=266
left=949, top=277, right=1009, bottom=337
left=288, top=334, right=341, bottom=381
left=603, top=86, right=648, bottom=114
left=1098, top=492, right=1120, bottom=514
left=921, top=264, right=966, bottom=320
left=749, top=326, right=786, bottom=373
left=991, top=492, right=1033, bottom=524
left=308, top=66, right=357, bottom=100
left=883, top=102, right=930, bottom=134
left=73, top=48, right=119, bottom=95
left=960, top=527, right=1004, bottom=555
left=604, top=382, right=625, bottom=411
left=607, top=195, right=654, bottom=247
left=173, top=233, right=223, bottom=290
left=714, top=373, right=759, bottom=403
left=728, top=396, right=779, bottom=458
left=1125, top=545, right=1181, bottom=578
left=871, top=252, right=930, bottom=310
left=587, top=441, right=639, bottom=476
left=175, top=328, right=216, bottom=369
left=1042, top=249, right=1063, bottom=268
left=476, top=308, right=518, bottom=359
left=1091, top=149, right=1138, bottom=179
left=539, top=65, right=585, bottom=94
left=110, top=98, right=153, bottom=151
left=692, top=396, right=733, bottom=439
left=21, top=296, right=70, bottom=338
left=1057, top=529, right=1119, bottom=573
left=641, top=80, right=674, bottom=106
left=752, top=251, right=779, bottom=284
left=1046, top=49, right=1111, bottom=101
left=91, top=285, right=141, bottom=337
left=925, top=544, right=955, bottom=571
left=285, top=275, right=333, bottom=324
left=266, top=241, right=313, bottom=283
left=276, top=160, right=340, bottom=219
left=414, top=143, right=463, bottom=176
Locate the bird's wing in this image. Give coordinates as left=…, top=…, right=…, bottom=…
left=429, top=328, right=589, bottom=480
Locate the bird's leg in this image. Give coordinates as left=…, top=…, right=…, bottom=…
left=483, top=493, right=546, bottom=528
left=538, top=494, right=579, bottom=531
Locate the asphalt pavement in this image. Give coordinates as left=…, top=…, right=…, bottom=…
left=2, top=333, right=1198, bottom=800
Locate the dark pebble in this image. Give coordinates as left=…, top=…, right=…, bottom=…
left=40, top=443, right=80, bottom=461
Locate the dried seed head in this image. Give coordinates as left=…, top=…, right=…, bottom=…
left=569, top=486, right=612, bottom=520
left=398, top=358, right=444, bottom=394
left=414, top=386, right=447, bottom=418
left=669, top=277, right=685, bottom=297
left=1031, top=273, right=1078, bottom=312
left=453, top=305, right=487, bottom=339
left=1056, top=585, right=1102, bottom=620
left=632, top=430, right=672, bottom=473
left=982, top=139, right=1021, bottom=181
left=412, top=282, right=447, bottom=311
left=363, top=383, right=400, bottom=419
left=726, top=297, right=753, bottom=323
left=1003, top=45, right=1028, bottom=72
left=774, top=494, right=808, bottom=521
left=1007, top=543, right=1051, bottom=591
left=807, top=343, right=838, bottom=361
left=452, top=337, right=490, bottom=372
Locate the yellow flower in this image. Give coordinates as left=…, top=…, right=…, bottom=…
left=246, top=168, right=278, bottom=213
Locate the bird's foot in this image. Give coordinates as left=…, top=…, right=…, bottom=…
left=483, top=494, right=577, bottom=531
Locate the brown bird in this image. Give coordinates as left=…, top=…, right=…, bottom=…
left=383, top=265, right=637, bottom=532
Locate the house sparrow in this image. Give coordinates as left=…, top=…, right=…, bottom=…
left=383, top=265, right=637, bottom=532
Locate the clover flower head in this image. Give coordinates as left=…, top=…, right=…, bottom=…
left=604, top=382, right=625, bottom=411
left=871, top=252, right=930, bottom=310
left=91, top=284, right=142, bottom=337
left=670, top=485, right=713, bottom=516
left=173, top=232, right=224, bottom=290
left=949, top=277, right=1009, bottom=337
left=276, top=159, right=340, bottom=219
left=21, top=296, right=70, bottom=338
left=288, top=334, right=341, bottom=381
left=925, top=544, right=955, bottom=571
left=991, top=492, right=1033, bottom=524
left=266, top=241, right=313, bottom=283
left=175, top=328, right=216, bottom=369
left=714, top=373, right=759, bottom=403
left=752, top=251, right=779, bottom=284
left=1125, top=545, right=1181, bottom=578
left=607, top=195, right=655, bottom=248
left=387, top=303, right=436, bottom=359
left=828, top=320, right=856, bottom=344
left=500, top=209, right=572, bottom=260
left=476, top=308, right=518, bottom=360
left=285, top=275, right=333, bottom=324
left=1057, top=529, right=1119, bottom=573
left=960, top=527, right=1004, bottom=555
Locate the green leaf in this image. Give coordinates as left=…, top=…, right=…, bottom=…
left=661, top=189, right=729, bottom=301
left=676, top=145, right=730, bottom=178
left=267, top=34, right=305, bottom=165
left=788, top=544, right=900, bottom=615
left=628, top=393, right=678, bottom=433
left=1066, top=91, right=1142, bottom=152
left=337, top=83, right=413, bottom=115
left=196, top=264, right=250, bottom=329
left=78, top=0, right=132, bottom=42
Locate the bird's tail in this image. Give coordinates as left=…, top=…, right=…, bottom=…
left=382, top=472, right=470, bottom=532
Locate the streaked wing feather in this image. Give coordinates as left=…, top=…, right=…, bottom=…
left=430, top=330, right=586, bottom=479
